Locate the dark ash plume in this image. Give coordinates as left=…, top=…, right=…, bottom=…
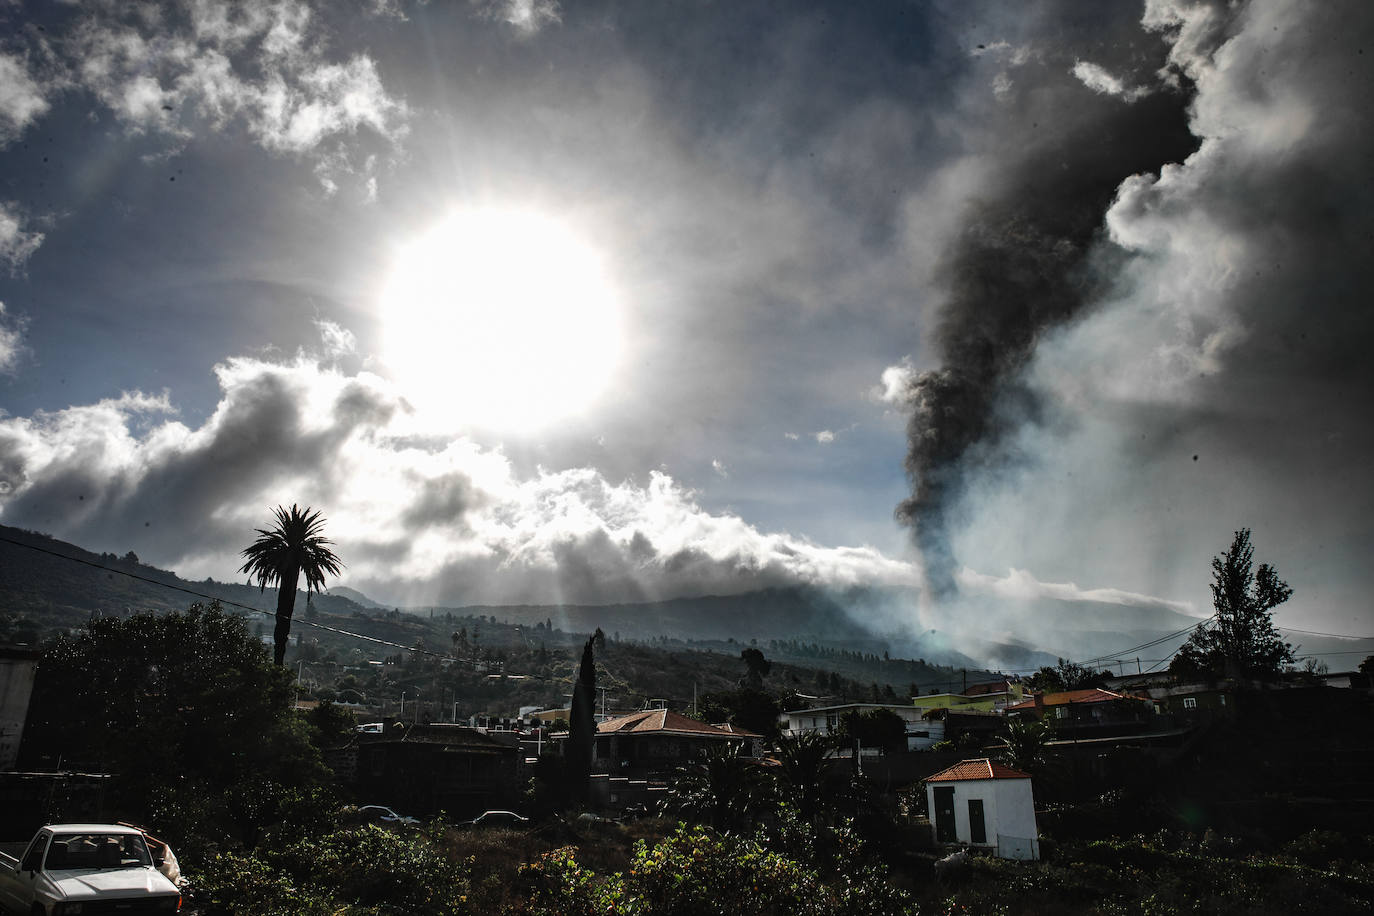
left=899, top=72, right=1199, bottom=598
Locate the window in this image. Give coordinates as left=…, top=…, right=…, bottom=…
left=1219, top=694, right=1226, bottom=706
left=1183, top=697, right=1197, bottom=709
left=1055, top=707, right=1068, bottom=719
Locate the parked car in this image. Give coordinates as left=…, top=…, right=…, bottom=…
left=357, top=805, right=421, bottom=827
left=0, top=824, right=182, bottom=915
left=457, top=810, right=529, bottom=828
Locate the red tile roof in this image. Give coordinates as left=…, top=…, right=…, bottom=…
left=1005, top=688, right=1147, bottom=712
left=925, top=758, right=1031, bottom=782
left=596, top=709, right=744, bottom=739
left=712, top=722, right=763, bottom=738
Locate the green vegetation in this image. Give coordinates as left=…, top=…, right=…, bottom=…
left=182, top=816, right=1374, bottom=915
left=21, top=602, right=335, bottom=850
left=1026, top=658, right=1107, bottom=693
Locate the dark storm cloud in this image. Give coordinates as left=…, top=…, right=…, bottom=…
left=400, top=471, right=481, bottom=530
left=0, top=360, right=404, bottom=561
left=896, top=9, right=1199, bottom=596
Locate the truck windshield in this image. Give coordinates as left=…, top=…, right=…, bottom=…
left=44, top=834, right=152, bottom=871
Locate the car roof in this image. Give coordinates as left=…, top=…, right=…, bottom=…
left=46, top=825, right=144, bottom=835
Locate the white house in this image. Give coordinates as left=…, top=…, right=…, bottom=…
left=925, top=758, right=1039, bottom=860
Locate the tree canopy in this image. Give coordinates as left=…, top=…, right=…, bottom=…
left=1171, top=528, right=1294, bottom=681
left=22, top=602, right=327, bottom=843
left=1027, top=658, right=1107, bottom=693
left=834, top=708, right=907, bottom=753
left=739, top=647, right=771, bottom=689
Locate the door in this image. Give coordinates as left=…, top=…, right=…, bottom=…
left=933, top=787, right=957, bottom=842
left=968, top=798, right=987, bottom=845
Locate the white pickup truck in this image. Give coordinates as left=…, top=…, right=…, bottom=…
left=0, top=824, right=182, bottom=915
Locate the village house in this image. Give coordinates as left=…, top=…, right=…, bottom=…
left=589, top=709, right=759, bottom=777
left=353, top=721, right=521, bottom=817
left=925, top=758, right=1039, bottom=860
left=1005, top=688, right=1156, bottom=739
left=912, top=680, right=1030, bottom=717
left=779, top=702, right=929, bottom=745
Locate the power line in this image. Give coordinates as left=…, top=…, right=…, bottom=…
left=1277, top=624, right=1374, bottom=640
left=1078, top=616, right=1215, bottom=668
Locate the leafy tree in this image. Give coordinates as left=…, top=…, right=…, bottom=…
left=1171, top=528, right=1294, bottom=681
left=696, top=688, right=782, bottom=738
left=240, top=504, right=344, bottom=666
left=1027, top=658, right=1106, bottom=693
left=835, top=708, right=907, bottom=753
left=739, top=646, right=771, bottom=689
left=22, top=602, right=326, bottom=845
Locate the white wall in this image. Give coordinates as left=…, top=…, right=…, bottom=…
left=780, top=704, right=927, bottom=737
left=926, top=777, right=1039, bottom=860
left=0, top=654, right=38, bottom=771
left=906, top=719, right=945, bottom=751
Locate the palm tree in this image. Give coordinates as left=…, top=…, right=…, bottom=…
left=774, top=730, right=835, bottom=824
left=662, top=743, right=763, bottom=831
left=240, top=504, right=343, bottom=666
left=999, top=716, right=1053, bottom=775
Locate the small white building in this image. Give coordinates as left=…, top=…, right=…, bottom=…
left=925, top=758, right=1039, bottom=860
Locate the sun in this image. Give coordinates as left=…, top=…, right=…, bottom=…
left=378, top=208, right=624, bottom=431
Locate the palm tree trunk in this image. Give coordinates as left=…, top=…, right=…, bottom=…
left=273, top=566, right=300, bottom=666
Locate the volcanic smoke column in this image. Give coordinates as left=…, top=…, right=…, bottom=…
left=897, top=26, right=1203, bottom=598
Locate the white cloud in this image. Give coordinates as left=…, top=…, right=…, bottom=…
left=312, top=318, right=356, bottom=360
left=0, top=202, right=43, bottom=272
left=1072, top=60, right=1150, bottom=102
left=0, top=353, right=920, bottom=606
left=872, top=358, right=914, bottom=405
left=0, top=52, right=51, bottom=144
left=8, top=1, right=411, bottom=191
left=471, top=0, right=561, bottom=36
left=957, top=566, right=1197, bottom=616
left=814, top=430, right=836, bottom=444
left=710, top=458, right=728, bottom=478
left=784, top=432, right=800, bottom=441
left=0, top=302, right=26, bottom=374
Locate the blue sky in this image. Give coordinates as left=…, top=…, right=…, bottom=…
left=0, top=0, right=1369, bottom=649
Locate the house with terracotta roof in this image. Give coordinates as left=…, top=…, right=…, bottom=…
left=592, top=709, right=759, bottom=777
left=925, top=758, right=1039, bottom=860
left=1005, top=687, right=1155, bottom=738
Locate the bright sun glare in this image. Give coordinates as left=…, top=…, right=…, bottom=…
left=379, top=208, right=624, bottom=431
